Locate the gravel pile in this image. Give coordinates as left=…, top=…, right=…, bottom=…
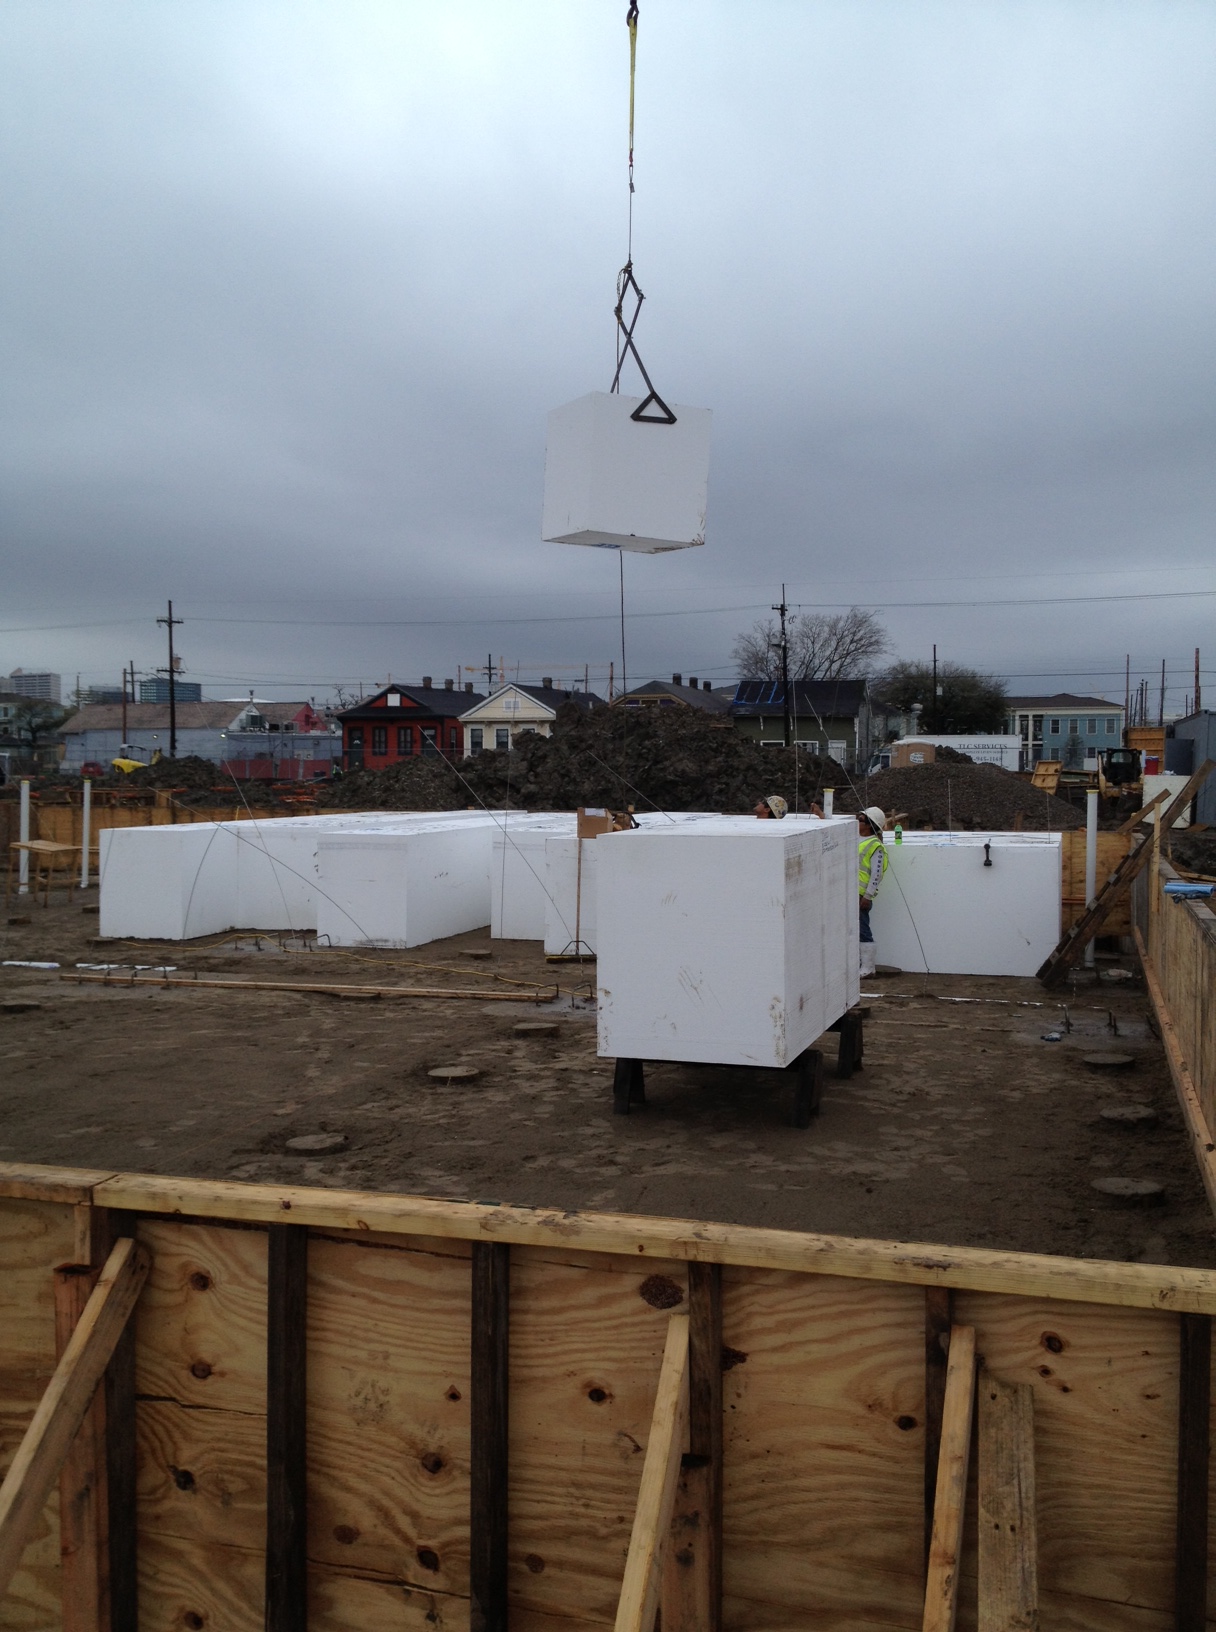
left=320, top=704, right=847, bottom=815
left=1169, top=829, right=1216, bottom=878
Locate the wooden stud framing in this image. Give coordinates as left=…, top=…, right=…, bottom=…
left=470, top=1241, right=509, bottom=1632
left=1174, top=1312, right=1211, bottom=1632
left=924, top=1287, right=953, bottom=1566
left=0, top=1237, right=149, bottom=1601
left=922, top=1324, right=977, bottom=1632
left=977, top=1373, right=1038, bottom=1632
left=54, top=1265, right=109, bottom=1632
left=662, top=1263, right=722, bottom=1632
left=265, top=1223, right=309, bottom=1632
left=615, top=1313, right=691, bottom=1632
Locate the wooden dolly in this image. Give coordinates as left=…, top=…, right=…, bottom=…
left=612, top=1007, right=866, bottom=1129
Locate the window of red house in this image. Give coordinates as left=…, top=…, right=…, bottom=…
left=372, top=726, right=387, bottom=755
left=448, top=728, right=458, bottom=754
left=397, top=727, right=412, bottom=756
left=421, top=727, right=437, bottom=754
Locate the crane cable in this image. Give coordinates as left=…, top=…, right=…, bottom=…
left=610, top=2, right=675, bottom=425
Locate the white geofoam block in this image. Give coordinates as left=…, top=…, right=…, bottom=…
left=492, top=816, right=576, bottom=941
left=542, top=391, right=711, bottom=553
left=316, top=824, right=497, bottom=948
left=595, top=817, right=859, bottom=1069
left=99, top=823, right=240, bottom=941
left=868, top=831, right=1061, bottom=977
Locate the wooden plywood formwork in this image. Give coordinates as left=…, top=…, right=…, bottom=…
left=0, top=1164, right=1214, bottom=1632
left=1058, top=830, right=1132, bottom=936
left=1134, top=859, right=1216, bottom=1221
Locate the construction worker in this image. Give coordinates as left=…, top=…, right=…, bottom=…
left=753, top=795, right=788, bottom=819
left=857, top=806, right=887, bottom=978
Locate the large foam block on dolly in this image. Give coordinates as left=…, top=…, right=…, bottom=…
left=868, top=831, right=1061, bottom=976
left=316, top=824, right=496, bottom=948
left=99, top=823, right=240, bottom=940
left=542, top=391, right=712, bottom=553
left=595, top=816, right=859, bottom=1069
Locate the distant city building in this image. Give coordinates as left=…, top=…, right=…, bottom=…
left=7, top=669, right=61, bottom=702
left=139, top=677, right=203, bottom=704
left=81, top=685, right=124, bottom=705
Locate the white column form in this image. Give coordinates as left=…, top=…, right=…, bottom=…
left=80, top=779, right=92, bottom=889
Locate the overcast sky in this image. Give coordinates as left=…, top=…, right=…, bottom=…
left=2, top=1, right=1214, bottom=710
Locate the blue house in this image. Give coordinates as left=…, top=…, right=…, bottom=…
left=1005, top=694, right=1125, bottom=769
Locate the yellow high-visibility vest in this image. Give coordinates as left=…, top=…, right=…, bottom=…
left=858, top=835, right=885, bottom=896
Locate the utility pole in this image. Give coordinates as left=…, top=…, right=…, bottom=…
left=1195, top=647, right=1202, bottom=714
left=772, top=586, right=791, bottom=747
left=484, top=653, right=495, bottom=692
left=157, top=600, right=183, bottom=758
left=1158, top=659, right=1166, bottom=728
left=931, top=644, right=938, bottom=732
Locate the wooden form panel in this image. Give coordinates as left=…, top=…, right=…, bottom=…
left=720, top=1268, right=925, bottom=1630
left=306, top=1232, right=472, bottom=1600
left=1060, top=830, right=1131, bottom=934
left=1155, top=868, right=1216, bottom=1150
left=132, top=1221, right=267, bottom=1413
left=0, top=1198, right=77, bottom=1632
left=508, top=1248, right=688, bottom=1626
left=951, top=1291, right=1183, bottom=1629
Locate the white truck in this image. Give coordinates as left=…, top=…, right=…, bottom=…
left=867, top=735, right=1021, bottom=773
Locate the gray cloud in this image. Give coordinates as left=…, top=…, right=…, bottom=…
left=2, top=0, right=1214, bottom=709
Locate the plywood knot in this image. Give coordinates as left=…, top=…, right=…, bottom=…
left=639, top=1273, right=683, bottom=1309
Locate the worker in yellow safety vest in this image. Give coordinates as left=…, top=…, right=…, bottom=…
left=857, top=806, right=888, bottom=978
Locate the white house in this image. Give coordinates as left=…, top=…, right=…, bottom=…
left=459, top=682, right=602, bottom=757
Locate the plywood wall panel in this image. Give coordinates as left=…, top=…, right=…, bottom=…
left=134, top=1221, right=267, bottom=1413
left=953, top=1291, right=1179, bottom=1618
left=720, top=1268, right=925, bottom=1630
left=137, top=1531, right=262, bottom=1632
left=309, top=1566, right=468, bottom=1632
left=0, top=1199, right=75, bottom=1632
left=508, top=1249, right=688, bottom=1626
left=136, top=1399, right=266, bottom=1554
left=306, top=1234, right=472, bottom=1599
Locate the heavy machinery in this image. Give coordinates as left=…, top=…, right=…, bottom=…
left=1032, top=748, right=1141, bottom=814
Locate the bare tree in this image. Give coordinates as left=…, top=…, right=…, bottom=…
left=732, top=607, right=890, bottom=681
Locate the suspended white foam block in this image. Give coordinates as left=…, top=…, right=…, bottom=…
left=542, top=391, right=711, bottom=553
left=868, top=831, right=1061, bottom=977
left=595, top=816, right=859, bottom=1069
left=316, top=823, right=500, bottom=948
left=99, top=823, right=240, bottom=941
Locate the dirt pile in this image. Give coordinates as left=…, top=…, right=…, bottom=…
left=840, top=760, right=1084, bottom=831
left=321, top=705, right=846, bottom=815
left=1170, top=829, right=1216, bottom=878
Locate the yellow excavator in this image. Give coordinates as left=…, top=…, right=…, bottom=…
left=111, top=749, right=162, bottom=775
left=1032, top=748, right=1141, bottom=813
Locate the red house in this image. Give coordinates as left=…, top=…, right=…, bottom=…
left=337, top=680, right=484, bottom=772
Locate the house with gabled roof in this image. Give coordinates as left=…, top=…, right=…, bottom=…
left=337, top=680, right=485, bottom=771
left=459, top=681, right=603, bottom=756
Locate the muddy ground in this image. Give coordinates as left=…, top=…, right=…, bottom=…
left=2, top=895, right=1213, bottom=1268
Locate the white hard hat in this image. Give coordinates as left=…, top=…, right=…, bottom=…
left=862, top=806, right=887, bottom=831
left=765, top=795, right=788, bottom=819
